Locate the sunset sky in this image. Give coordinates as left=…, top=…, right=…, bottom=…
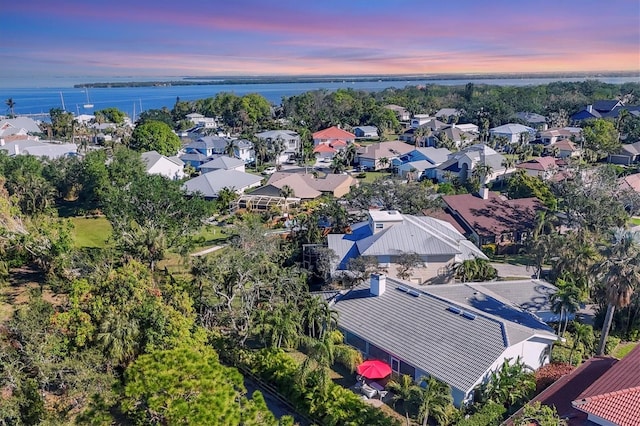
left=2, top=0, right=639, bottom=87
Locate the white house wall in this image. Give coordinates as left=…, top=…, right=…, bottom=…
left=148, top=162, right=184, bottom=180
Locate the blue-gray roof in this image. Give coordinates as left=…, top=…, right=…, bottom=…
left=182, top=169, right=262, bottom=198
left=332, top=277, right=556, bottom=394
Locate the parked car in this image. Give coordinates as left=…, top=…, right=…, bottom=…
left=262, top=167, right=277, bottom=175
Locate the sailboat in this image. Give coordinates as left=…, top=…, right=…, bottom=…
left=83, top=88, right=94, bottom=109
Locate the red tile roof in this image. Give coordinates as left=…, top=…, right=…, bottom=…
left=312, top=126, right=355, bottom=140
left=571, top=344, right=640, bottom=424
left=515, top=156, right=559, bottom=172
left=330, top=139, right=347, bottom=147
left=573, top=387, right=640, bottom=426
left=504, top=357, right=617, bottom=426
left=313, top=144, right=337, bottom=153
left=441, top=192, right=545, bottom=238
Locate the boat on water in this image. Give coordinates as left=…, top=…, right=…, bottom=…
left=83, top=89, right=94, bottom=109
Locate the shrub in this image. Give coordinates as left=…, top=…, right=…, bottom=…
left=457, top=402, right=506, bottom=426
left=481, top=244, right=496, bottom=257
left=535, top=363, right=574, bottom=393
left=605, top=336, right=621, bottom=355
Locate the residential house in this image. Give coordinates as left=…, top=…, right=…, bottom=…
left=356, top=140, right=414, bottom=170
left=327, top=209, right=487, bottom=284
left=199, top=155, right=246, bottom=173
left=393, top=147, right=451, bottom=179
left=251, top=171, right=357, bottom=199
left=180, top=136, right=230, bottom=167
left=619, top=173, right=640, bottom=194
left=570, top=100, right=624, bottom=122
left=489, top=123, right=536, bottom=144
left=505, top=357, right=617, bottom=426
left=332, top=274, right=558, bottom=407
left=401, top=119, right=448, bottom=145
left=426, top=279, right=560, bottom=323
left=549, top=139, right=581, bottom=159
left=454, top=123, right=479, bottom=133
left=434, top=124, right=478, bottom=148
left=0, top=117, right=42, bottom=137
left=255, top=130, right=301, bottom=163
left=384, top=104, right=410, bottom=121
left=410, top=114, right=435, bottom=128
left=312, top=126, right=356, bottom=158
left=441, top=192, right=545, bottom=247
left=232, top=138, right=255, bottom=164
left=515, top=156, right=561, bottom=180
left=182, top=169, right=263, bottom=199
left=513, top=112, right=547, bottom=130
left=507, top=344, right=640, bottom=426
left=571, top=344, right=640, bottom=425
left=141, top=151, right=185, bottom=180
left=354, top=126, right=379, bottom=139
left=186, top=112, right=217, bottom=128
left=434, top=108, right=462, bottom=123
left=0, top=139, right=77, bottom=159
left=608, top=141, right=640, bottom=165
left=537, top=127, right=574, bottom=145
left=432, top=144, right=514, bottom=184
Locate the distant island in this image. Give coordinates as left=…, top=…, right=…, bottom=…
left=74, top=71, right=639, bottom=88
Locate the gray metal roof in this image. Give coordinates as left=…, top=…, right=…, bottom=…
left=141, top=150, right=184, bottom=170
left=182, top=169, right=262, bottom=198
left=199, top=155, right=244, bottom=171
left=333, top=279, right=509, bottom=393
left=333, top=277, right=557, bottom=393
left=328, top=213, right=486, bottom=269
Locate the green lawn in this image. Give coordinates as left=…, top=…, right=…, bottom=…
left=357, top=171, right=393, bottom=183
left=70, top=217, right=112, bottom=248
left=612, top=342, right=639, bottom=359
left=629, top=217, right=640, bottom=226
left=70, top=216, right=229, bottom=250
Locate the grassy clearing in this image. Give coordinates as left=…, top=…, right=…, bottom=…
left=192, top=224, right=231, bottom=248
left=70, top=217, right=112, bottom=248
left=358, top=171, right=393, bottom=183
left=629, top=217, right=640, bottom=226
left=612, top=341, right=639, bottom=359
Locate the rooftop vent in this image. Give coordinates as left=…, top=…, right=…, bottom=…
left=447, top=306, right=463, bottom=315
left=407, top=289, right=420, bottom=297
left=462, top=311, right=477, bottom=320
left=396, top=286, right=409, bottom=293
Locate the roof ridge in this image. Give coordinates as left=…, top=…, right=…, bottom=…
left=574, top=385, right=640, bottom=406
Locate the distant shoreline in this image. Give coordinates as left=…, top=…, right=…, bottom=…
left=75, top=71, right=639, bottom=88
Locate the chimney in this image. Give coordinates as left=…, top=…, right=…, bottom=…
left=586, top=104, right=593, bottom=113
left=14, top=144, right=19, bottom=155
left=0, top=138, right=4, bottom=146
left=370, top=273, right=386, bottom=296
left=479, top=187, right=489, bottom=200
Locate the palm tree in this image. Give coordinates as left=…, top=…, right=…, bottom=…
left=415, top=376, right=453, bottom=426
left=472, top=163, right=493, bottom=187
left=5, top=98, right=16, bottom=118
left=454, top=257, right=497, bottom=282
left=378, top=156, right=390, bottom=170
left=386, top=374, right=420, bottom=423
left=501, top=156, right=516, bottom=179
left=279, top=184, right=294, bottom=211
left=413, top=126, right=431, bottom=148
left=569, top=322, right=594, bottom=365
left=594, top=228, right=640, bottom=355
left=344, top=142, right=358, bottom=167
left=550, top=278, right=583, bottom=336
left=252, top=137, right=267, bottom=169
left=224, top=139, right=238, bottom=157
left=97, top=310, right=140, bottom=367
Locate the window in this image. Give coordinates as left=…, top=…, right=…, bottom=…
left=391, top=357, right=400, bottom=373
left=375, top=223, right=384, bottom=229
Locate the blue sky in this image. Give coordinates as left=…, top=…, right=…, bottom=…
left=2, top=0, right=639, bottom=87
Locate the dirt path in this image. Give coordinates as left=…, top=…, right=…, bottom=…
left=0, top=267, right=63, bottom=323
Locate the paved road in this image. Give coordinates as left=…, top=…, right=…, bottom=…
left=190, top=245, right=224, bottom=256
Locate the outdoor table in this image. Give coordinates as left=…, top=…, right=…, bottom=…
left=369, top=381, right=384, bottom=392
left=360, top=383, right=377, bottom=399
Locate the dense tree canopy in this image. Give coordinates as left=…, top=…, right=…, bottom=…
left=129, top=120, right=182, bottom=155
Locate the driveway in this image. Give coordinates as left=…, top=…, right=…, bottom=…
left=491, top=262, right=534, bottom=279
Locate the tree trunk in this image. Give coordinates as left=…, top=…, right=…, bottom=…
left=597, top=303, right=616, bottom=355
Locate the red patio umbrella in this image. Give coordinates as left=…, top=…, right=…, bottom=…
left=356, top=360, right=392, bottom=379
